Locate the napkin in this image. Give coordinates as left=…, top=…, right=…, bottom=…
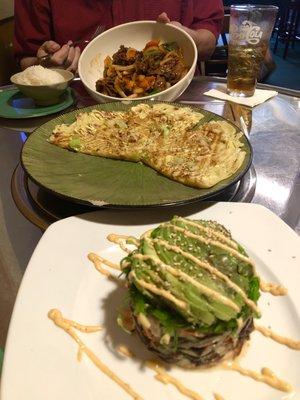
left=203, top=86, right=278, bottom=107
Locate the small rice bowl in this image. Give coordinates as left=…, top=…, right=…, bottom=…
left=14, top=66, right=65, bottom=86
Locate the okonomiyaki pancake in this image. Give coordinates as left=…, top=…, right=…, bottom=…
left=49, top=103, right=246, bottom=189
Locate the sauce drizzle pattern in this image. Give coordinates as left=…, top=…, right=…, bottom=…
left=129, top=270, right=188, bottom=310
left=255, top=324, right=300, bottom=350
left=107, top=233, right=140, bottom=248
left=116, top=345, right=206, bottom=400
left=146, top=361, right=205, bottom=400
left=213, top=394, right=226, bottom=400
left=222, top=361, right=293, bottom=392
left=260, top=280, right=288, bottom=296
left=88, top=253, right=125, bottom=287
left=147, top=237, right=260, bottom=314
left=162, top=223, right=254, bottom=267
left=48, top=309, right=143, bottom=400
left=50, top=222, right=299, bottom=398
left=133, top=253, right=240, bottom=312
left=176, top=217, right=238, bottom=250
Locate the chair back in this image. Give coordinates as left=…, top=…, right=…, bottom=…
left=273, top=0, right=300, bottom=58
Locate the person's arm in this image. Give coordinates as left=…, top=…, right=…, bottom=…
left=159, top=14, right=217, bottom=60
left=179, top=28, right=216, bottom=60
left=158, top=1, right=223, bottom=61
left=190, top=0, right=224, bottom=60
left=157, top=13, right=219, bottom=60
left=14, top=0, right=51, bottom=66
left=14, top=0, right=80, bottom=71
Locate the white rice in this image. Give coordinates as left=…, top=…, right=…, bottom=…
left=14, top=65, right=65, bottom=85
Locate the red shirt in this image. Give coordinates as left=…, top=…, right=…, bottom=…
left=14, top=0, right=224, bottom=60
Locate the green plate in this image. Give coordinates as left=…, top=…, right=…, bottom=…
left=0, top=88, right=73, bottom=119
left=21, top=101, right=252, bottom=208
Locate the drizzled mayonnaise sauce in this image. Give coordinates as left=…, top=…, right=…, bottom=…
left=145, top=237, right=260, bottom=315
left=107, top=233, right=140, bottom=247
left=48, top=309, right=143, bottom=400
left=117, top=344, right=135, bottom=358
left=60, top=316, right=102, bottom=333
left=116, top=345, right=205, bottom=400
left=213, top=394, right=226, bottom=400
left=129, top=270, right=188, bottom=310
left=133, top=253, right=240, bottom=312
left=88, top=253, right=124, bottom=286
left=260, top=280, right=288, bottom=296
left=146, top=361, right=204, bottom=400
left=88, top=252, right=120, bottom=270
left=162, top=223, right=255, bottom=267
left=255, top=324, right=300, bottom=350
left=223, top=361, right=293, bottom=392
left=176, top=217, right=238, bottom=250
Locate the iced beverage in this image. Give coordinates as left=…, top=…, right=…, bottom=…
left=227, top=5, right=278, bottom=97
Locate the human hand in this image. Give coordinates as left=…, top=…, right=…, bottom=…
left=64, top=44, right=81, bottom=72
left=157, top=12, right=216, bottom=59
left=157, top=12, right=182, bottom=28
left=37, top=40, right=81, bottom=72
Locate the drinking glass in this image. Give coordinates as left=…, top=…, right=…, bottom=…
left=227, top=5, right=278, bottom=97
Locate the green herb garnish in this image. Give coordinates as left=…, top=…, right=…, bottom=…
left=69, top=137, right=81, bottom=151
left=148, top=88, right=161, bottom=95
left=162, top=42, right=179, bottom=52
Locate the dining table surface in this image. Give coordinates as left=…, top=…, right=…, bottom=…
left=0, top=76, right=299, bottom=353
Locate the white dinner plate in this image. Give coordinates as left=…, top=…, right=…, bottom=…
left=1, top=202, right=300, bottom=400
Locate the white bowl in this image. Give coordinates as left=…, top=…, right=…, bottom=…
left=78, top=21, right=197, bottom=103
left=10, top=69, right=74, bottom=106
